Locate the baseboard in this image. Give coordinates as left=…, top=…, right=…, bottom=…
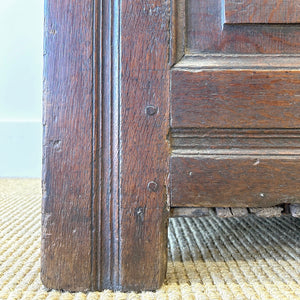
left=0, top=121, right=42, bottom=177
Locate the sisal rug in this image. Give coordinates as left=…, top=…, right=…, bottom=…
left=0, top=178, right=299, bottom=300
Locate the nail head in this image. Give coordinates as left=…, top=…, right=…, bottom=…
left=145, top=105, right=158, bottom=116
left=147, top=181, right=158, bottom=192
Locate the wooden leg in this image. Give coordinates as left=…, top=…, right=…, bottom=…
left=118, top=208, right=169, bottom=291
left=42, top=193, right=168, bottom=292
left=41, top=0, right=170, bottom=292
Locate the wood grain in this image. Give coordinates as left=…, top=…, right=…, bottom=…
left=120, top=0, right=170, bottom=291
left=249, top=207, right=283, bottom=217
left=171, top=129, right=300, bottom=153
left=42, top=0, right=170, bottom=292
left=170, top=206, right=300, bottom=218
left=187, top=0, right=300, bottom=53
left=225, top=0, right=300, bottom=24
left=170, top=207, right=211, bottom=217
left=170, top=155, right=300, bottom=207
left=42, top=0, right=300, bottom=292
left=171, top=68, right=300, bottom=128
left=41, top=0, right=93, bottom=291
left=170, top=0, right=185, bottom=65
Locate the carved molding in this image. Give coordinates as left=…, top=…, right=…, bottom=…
left=91, top=0, right=121, bottom=290
left=171, top=128, right=300, bottom=156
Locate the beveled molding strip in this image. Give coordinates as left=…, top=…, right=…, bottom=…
left=91, top=0, right=121, bottom=291
left=173, top=54, right=300, bottom=70
left=170, top=128, right=300, bottom=156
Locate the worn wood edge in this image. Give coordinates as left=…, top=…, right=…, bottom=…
left=41, top=0, right=95, bottom=292
left=171, top=207, right=211, bottom=217
left=249, top=207, right=283, bottom=217
left=171, top=205, right=300, bottom=218
left=230, top=208, right=249, bottom=217
left=290, top=204, right=300, bottom=217
left=215, top=207, right=235, bottom=218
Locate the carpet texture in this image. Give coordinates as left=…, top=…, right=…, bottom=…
left=0, top=178, right=299, bottom=299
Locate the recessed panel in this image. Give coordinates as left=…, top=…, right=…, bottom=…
left=187, top=0, right=300, bottom=53
left=225, top=0, right=300, bottom=24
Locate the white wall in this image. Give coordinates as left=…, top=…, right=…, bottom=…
left=0, top=0, right=43, bottom=177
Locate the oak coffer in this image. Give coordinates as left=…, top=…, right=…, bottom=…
left=42, top=0, right=300, bottom=292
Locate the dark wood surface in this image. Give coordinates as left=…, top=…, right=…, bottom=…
left=119, top=0, right=170, bottom=290
left=42, top=0, right=93, bottom=291
left=170, top=128, right=300, bottom=154
left=171, top=67, right=300, bottom=128
left=42, top=0, right=170, bottom=292
left=170, top=1, right=300, bottom=208
left=186, top=0, right=300, bottom=53
left=170, top=156, right=300, bottom=207
left=91, top=0, right=121, bottom=290
left=224, top=0, right=300, bottom=24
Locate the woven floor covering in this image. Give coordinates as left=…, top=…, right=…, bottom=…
left=0, top=178, right=299, bottom=300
